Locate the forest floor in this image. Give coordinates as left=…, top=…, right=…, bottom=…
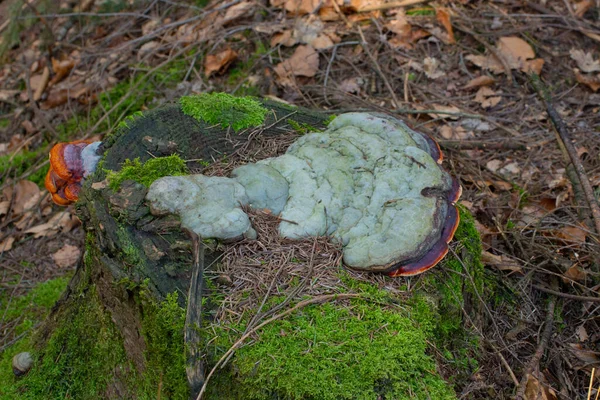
left=0, top=0, right=599, bottom=399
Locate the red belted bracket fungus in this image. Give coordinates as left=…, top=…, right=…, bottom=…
left=45, top=141, right=102, bottom=206
left=146, top=113, right=461, bottom=277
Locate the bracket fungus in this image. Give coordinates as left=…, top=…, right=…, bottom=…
left=45, top=141, right=102, bottom=205
left=147, top=113, right=461, bottom=276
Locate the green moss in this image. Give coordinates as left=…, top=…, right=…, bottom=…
left=180, top=93, right=268, bottom=131
left=0, top=286, right=131, bottom=399
left=0, top=118, right=10, bottom=129
left=287, top=119, right=321, bottom=134
left=139, top=291, right=188, bottom=399
left=0, top=148, right=48, bottom=187
left=204, top=289, right=456, bottom=399
left=406, top=7, right=436, bottom=16
left=116, top=226, right=143, bottom=267
left=106, top=154, right=188, bottom=191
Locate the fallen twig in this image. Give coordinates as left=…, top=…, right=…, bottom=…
left=530, top=74, right=600, bottom=269
left=514, top=285, right=557, bottom=400
left=533, top=285, right=600, bottom=303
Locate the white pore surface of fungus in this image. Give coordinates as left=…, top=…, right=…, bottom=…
left=146, top=113, right=453, bottom=270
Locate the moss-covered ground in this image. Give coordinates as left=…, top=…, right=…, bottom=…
left=105, top=154, right=189, bottom=191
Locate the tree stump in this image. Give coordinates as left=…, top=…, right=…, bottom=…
left=17, top=97, right=482, bottom=399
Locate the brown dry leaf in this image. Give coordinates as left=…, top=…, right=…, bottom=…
left=574, top=68, right=600, bottom=91
left=141, top=19, right=159, bottom=36
left=24, top=211, right=78, bottom=238
left=0, top=236, right=14, bottom=252
left=21, top=120, right=37, bottom=135
left=49, top=58, right=75, bottom=86
left=386, top=12, right=430, bottom=49
left=0, top=90, right=19, bottom=102
left=465, top=54, right=504, bottom=74
left=52, top=244, right=81, bottom=268
left=568, top=343, right=600, bottom=364
left=439, top=125, right=472, bottom=140
left=223, top=1, right=254, bottom=23
left=426, top=104, right=461, bottom=120
left=573, top=0, right=594, bottom=18
left=467, top=37, right=544, bottom=75
left=0, top=200, right=9, bottom=216
left=570, top=49, right=600, bottom=73
left=474, top=86, right=501, bottom=108
left=463, top=75, right=495, bottom=90
left=481, top=251, right=522, bottom=274
left=274, top=45, right=319, bottom=85
left=435, top=8, right=455, bottom=44
left=204, top=48, right=238, bottom=77
left=523, top=374, right=558, bottom=400
left=271, top=0, right=320, bottom=15
left=338, top=77, right=364, bottom=94
left=576, top=324, right=589, bottom=342
left=13, top=180, right=41, bottom=216
left=423, top=57, right=445, bottom=80
left=556, top=225, right=587, bottom=243
left=563, top=264, right=587, bottom=282
left=486, top=159, right=502, bottom=172
left=499, top=162, right=520, bottom=175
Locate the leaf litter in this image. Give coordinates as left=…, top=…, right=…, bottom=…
left=0, top=0, right=600, bottom=398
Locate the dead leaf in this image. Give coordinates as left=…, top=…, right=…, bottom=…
left=573, top=0, right=594, bottom=18
left=204, top=48, right=238, bottom=77
left=271, top=0, right=320, bottom=15
left=426, top=104, right=461, bottom=120
left=141, top=19, right=159, bottom=36
left=474, top=86, right=502, bottom=108
left=570, top=49, right=600, bottom=73
left=481, top=251, right=522, bottom=274
left=523, top=373, right=558, bottom=400
left=467, top=36, right=544, bottom=75
left=568, top=343, right=600, bottom=365
left=223, top=1, right=254, bottom=23
left=0, top=90, right=19, bottom=102
left=463, top=75, right=495, bottom=90
left=33, top=67, right=50, bottom=101
left=13, top=180, right=41, bottom=216
left=423, top=57, right=445, bottom=79
left=563, top=264, right=587, bottom=282
left=486, top=159, right=502, bottom=172
left=499, top=161, right=520, bottom=175
left=386, top=11, right=430, bottom=49
left=0, top=200, right=9, bottom=216
left=21, top=120, right=37, bottom=135
left=435, top=8, right=455, bottom=44
left=439, top=125, right=472, bottom=140
left=0, top=236, right=14, bottom=252
left=49, top=58, right=75, bottom=86
left=574, top=68, right=600, bottom=91
left=24, top=211, right=79, bottom=238
left=52, top=244, right=81, bottom=268
left=274, top=45, right=319, bottom=85
left=338, top=77, right=364, bottom=94
left=556, top=225, right=587, bottom=243
left=576, top=324, right=589, bottom=342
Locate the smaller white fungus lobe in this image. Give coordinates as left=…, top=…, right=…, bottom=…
left=146, top=113, right=453, bottom=270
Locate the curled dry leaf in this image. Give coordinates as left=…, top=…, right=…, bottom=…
left=423, top=57, right=445, bottom=79
left=223, top=1, right=254, bottom=23
left=439, top=125, right=472, bottom=140
left=270, top=0, right=320, bottom=15
left=574, top=68, right=600, bottom=92
left=435, top=8, right=455, bottom=44
left=24, top=211, right=80, bottom=238
left=563, top=264, right=587, bottom=283
left=474, top=86, right=501, bottom=108
left=274, top=45, right=319, bottom=85
left=466, top=36, right=544, bottom=75
left=556, top=225, right=587, bottom=243
left=568, top=343, right=600, bottom=365
left=52, top=244, right=82, bottom=268
left=523, top=373, right=558, bottom=400
left=386, top=12, right=430, bottom=49
left=49, top=58, right=75, bottom=86
left=204, top=48, right=238, bottom=77
left=463, top=75, right=495, bottom=90
left=573, top=0, right=594, bottom=18
left=481, top=251, right=522, bottom=274
left=0, top=237, right=14, bottom=252
left=569, top=49, right=600, bottom=73
left=426, top=104, right=461, bottom=120
left=0, top=200, right=9, bottom=216
left=576, top=324, right=589, bottom=342
left=13, top=180, right=41, bottom=216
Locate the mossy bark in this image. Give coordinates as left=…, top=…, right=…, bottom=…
left=21, top=98, right=482, bottom=399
